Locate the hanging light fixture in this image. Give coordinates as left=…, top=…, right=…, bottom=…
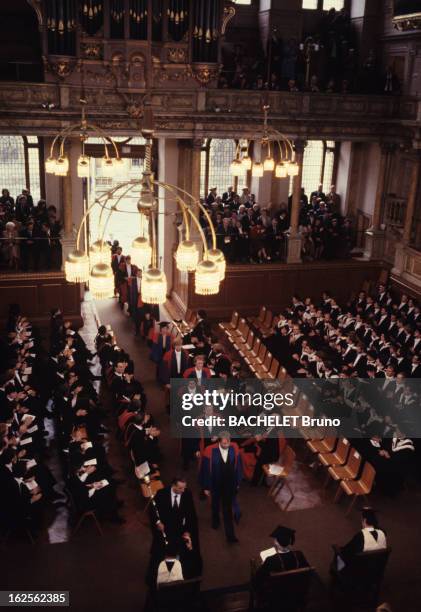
left=89, top=239, right=110, bottom=266
left=275, top=163, right=288, bottom=178
left=263, top=157, right=275, bottom=172
left=288, top=162, right=300, bottom=176
left=176, top=240, right=200, bottom=272
left=89, top=262, right=114, bottom=299
left=77, top=154, right=90, bottom=178
left=195, top=260, right=220, bottom=295
left=207, top=248, right=226, bottom=281
left=142, top=268, right=167, bottom=304
left=113, top=157, right=125, bottom=178
left=64, top=250, right=90, bottom=283
left=61, top=101, right=224, bottom=303
left=102, top=157, right=115, bottom=177
left=45, top=157, right=57, bottom=174
left=131, top=236, right=152, bottom=269
left=54, top=156, right=69, bottom=176
left=252, top=162, right=264, bottom=178
left=230, top=159, right=244, bottom=177
left=241, top=155, right=252, bottom=170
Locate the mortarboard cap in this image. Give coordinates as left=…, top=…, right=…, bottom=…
left=270, top=525, right=296, bottom=546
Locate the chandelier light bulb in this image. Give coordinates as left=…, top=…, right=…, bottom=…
left=45, top=157, right=57, bottom=174
left=230, top=159, right=244, bottom=177
left=263, top=157, right=275, bottom=172
left=77, top=154, right=90, bottom=178
left=113, top=157, right=125, bottom=177
left=195, top=259, right=220, bottom=295
left=64, top=249, right=90, bottom=283
left=54, top=156, right=69, bottom=176
left=102, top=156, right=115, bottom=178
left=288, top=162, right=300, bottom=177
left=251, top=162, right=264, bottom=178
left=275, top=163, right=288, bottom=178
left=89, top=262, right=114, bottom=299
left=142, top=268, right=167, bottom=305
left=176, top=240, right=200, bottom=272
left=89, top=239, right=110, bottom=266
left=241, top=155, right=252, bottom=170
left=131, top=236, right=152, bottom=269
left=207, top=248, right=226, bottom=281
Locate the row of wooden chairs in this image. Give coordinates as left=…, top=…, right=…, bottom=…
left=219, top=311, right=287, bottom=381
left=250, top=305, right=279, bottom=337
left=306, top=437, right=376, bottom=515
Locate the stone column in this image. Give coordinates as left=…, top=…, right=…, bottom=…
left=286, top=140, right=305, bottom=264
left=393, top=153, right=421, bottom=275
left=158, top=138, right=179, bottom=295
left=364, top=143, right=393, bottom=260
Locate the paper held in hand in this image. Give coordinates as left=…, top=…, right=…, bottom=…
left=268, top=464, right=285, bottom=476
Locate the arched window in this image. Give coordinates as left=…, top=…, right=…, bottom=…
left=289, top=140, right=336, bottom=196
left=0, top=135, right=43, bottom=201
left=200, top=139, right=248, bottom=197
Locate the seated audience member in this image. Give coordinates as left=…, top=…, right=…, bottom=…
left=255, top=525, right=309, bottom=586
left=333, top=508, right=386, bottom=574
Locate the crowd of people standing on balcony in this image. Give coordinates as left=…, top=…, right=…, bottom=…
left=199, top=183, right=354, bottom=263
left=0, top=188, right=62, bottom=272
left=220, top=8, right=400, bottom=95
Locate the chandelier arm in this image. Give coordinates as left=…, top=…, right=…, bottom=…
left=98, top=183, right=135, bottom=250
left=157, top=182, right=217, bottom=251
left=85, top=123, right=121, bottom=159
left=150, top=209, right=157, bottom=268
left=49, top=124, right=78, bottom=158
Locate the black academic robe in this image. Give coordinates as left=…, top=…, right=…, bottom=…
left=255, top=549, right=309, bottom=587
left=151, top=486, right=199, bottom=553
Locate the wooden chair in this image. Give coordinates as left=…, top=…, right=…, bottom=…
left=329, top=448, right=362, bottom=493
left=263, top=445, right=296, bottom=508
left=336, top=461, right=376, bottom=515
left=231, top=317, right=248, bottom=339
left=254, top=351, right=273, bottom=379
left=249, top=558, right=314, bottom=612
left=250, top=305, right=266, bottom=328
left=306, top=437, right=337, bottom=455
left=331, top=546, right=391, bottom=607
left=141, top=477, right=165, bottom=513
left=318, top=438, right=351, bottom=469
left=145, top=576, right=202, bottom=612
left=219, top=311, right=239, bottom=334
left=267, top=357, right=280, bottom=379
left=259, top=309, right=274, bottom=335
left=66, top=487, right=103, bottom=537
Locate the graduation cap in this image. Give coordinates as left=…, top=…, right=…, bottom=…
left=270, top=525, right=296, bottom=547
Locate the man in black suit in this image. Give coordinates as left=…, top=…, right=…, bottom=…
left=151, top=477, right=199, bottom=555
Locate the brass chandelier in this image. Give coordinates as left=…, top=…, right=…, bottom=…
left=58, top=103, right=225, bottom=304
left=230, top=105, right=299, bottom=179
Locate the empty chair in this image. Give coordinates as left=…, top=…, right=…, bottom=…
left=255, top=351, right=273, bottom=379
left=256, top=342, right=267, bottom=364
left=336, top=461, right=376, bottom=515
left=318, top=438, right=351, bottom=468
left=259, top=309, right=274, bottom=334
left=329, top=448, right=363, bottom=493
left=250, top=305, right=266, bottom=327
left=231, top=317, right=248, bottom=339
left=219, top=311, right=239, bottom=334
left=263, top=445, right=296, bottom=508
left=307, top=437, right=338, bottom=455
left=267, top=357, right=279, bottom=379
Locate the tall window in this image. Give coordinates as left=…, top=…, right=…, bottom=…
left=201, top=139, right=248, bottom=197
left=323, top=0, right=344, bottom=10
left=302, top=0, right=344, bottom=8
left=0, top=135, right=42, bottom=201
left=289, top=140, right=336, bottom=197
